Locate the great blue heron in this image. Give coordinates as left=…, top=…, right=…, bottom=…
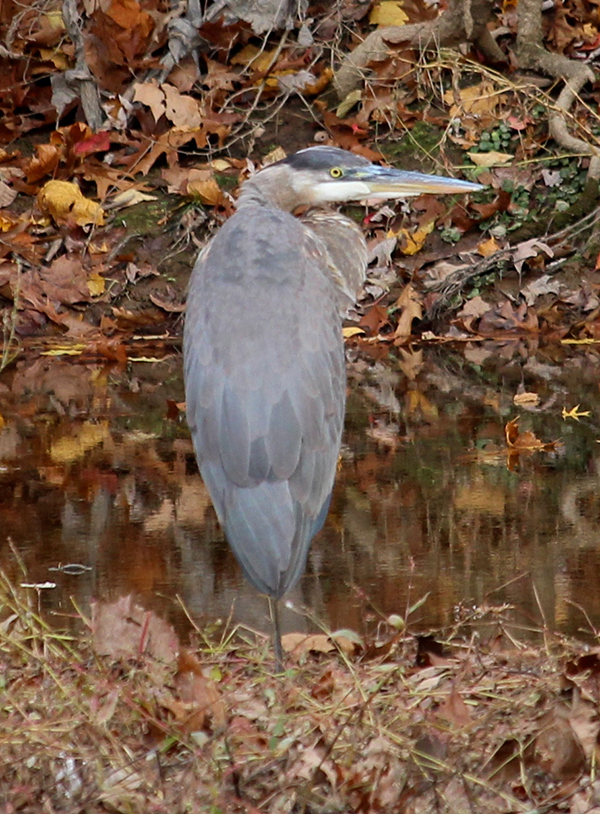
left=183, top=146, right=482, bottom=666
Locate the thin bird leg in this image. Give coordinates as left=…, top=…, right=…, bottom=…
left=268, top=596, right=284, bottom=672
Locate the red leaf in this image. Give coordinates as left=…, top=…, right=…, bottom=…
left=74, top=131, right=112, bottom=155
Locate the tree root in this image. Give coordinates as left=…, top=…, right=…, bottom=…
left=57, top=0, right=104, bottom=130
left=516, top=0, right=600, bottom=178
left=334, top=0, right=599, bottom=179
left=333, top=0, right=501, bottom=99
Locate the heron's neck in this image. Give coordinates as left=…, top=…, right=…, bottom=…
left=236, top=170, right=299, bottom=212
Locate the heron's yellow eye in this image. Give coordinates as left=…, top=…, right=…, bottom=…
left=329, top=167, right=344, bottom=178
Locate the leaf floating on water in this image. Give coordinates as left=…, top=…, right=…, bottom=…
left=504, top=417, right=560, bottom=451
left=513, top=391, right=540, bottom=407
left=562, top=404, right=591, bottom=421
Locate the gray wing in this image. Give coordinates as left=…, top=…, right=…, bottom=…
left=183, top=206, right=348, bottom=597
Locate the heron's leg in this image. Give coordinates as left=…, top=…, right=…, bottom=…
left=268, top=597, right=284, bottom=672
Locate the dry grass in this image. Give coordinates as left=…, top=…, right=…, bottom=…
left=2, top=572, right=600, bottom=813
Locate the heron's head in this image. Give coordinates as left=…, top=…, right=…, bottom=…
left=240, top=146, right=483, bottom=211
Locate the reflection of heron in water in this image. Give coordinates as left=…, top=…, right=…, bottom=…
left=183, top=146, right=482, bottom=666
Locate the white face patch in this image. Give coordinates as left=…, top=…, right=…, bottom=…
left=302, top=180, right=375, bottom=204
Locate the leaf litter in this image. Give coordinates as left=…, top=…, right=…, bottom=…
left=3, top=569, right=600, bottom=813
left=1, top=0, right=600, bottom=350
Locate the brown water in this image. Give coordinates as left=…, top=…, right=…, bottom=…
left=1, top=340, right=600, bottom=643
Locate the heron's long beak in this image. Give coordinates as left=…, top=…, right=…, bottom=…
left=346, top=165, right=483, bottom=199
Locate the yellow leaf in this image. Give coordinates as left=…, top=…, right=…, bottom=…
left=369, top=0, right=409, bottom=26
left=210, top=159, right=232, bottom=171
left=250, top=48, right=278, bottom=73
left=230, top=44, right=278, bottom=73
left=477, top=236, right=501, bottom=256
left=0, top=213, right=19, bottom=231
left=43, top=10, right=65, bottom=30
left=230, top=43, right=259, bottom=65
left=342, top=326, right=366, bottom=339
left=300, top=67, right=333, bottom=96
left=186, top=171, right=223, bottom=206
left=39, top=48, right=70, bottom=70
left=468, top=151, right=513, bottom=167
left=40, top=347, right=85, bottom=357
left=395, top=220, right=434, bottom=256
left=562, top=404, right=591, bottom=421
left=128, top=357, right=163, bottom=363
left=87, top=272, right=105, bottom=297
left=443, top=82, right=506, bottom=124
left=38, top=180, right=105, bottom=227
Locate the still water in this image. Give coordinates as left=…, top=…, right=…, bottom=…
left=1, top=339, right=600, bottom=643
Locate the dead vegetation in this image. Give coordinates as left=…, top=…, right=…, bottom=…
left=2, top=570, right=600, bottom=813
left=1, top=0, right=600, bottom=349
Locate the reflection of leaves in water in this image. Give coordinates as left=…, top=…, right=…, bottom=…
left=505, top=417, right=560, bottom=452
left=1, top=258, right=21, bottom=373
left=50, top=421, right=110, bottom=464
